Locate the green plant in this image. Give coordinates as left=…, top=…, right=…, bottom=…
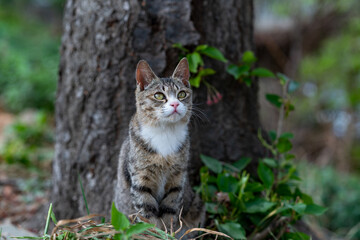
left=227, top=50, right=276, bottom=87
left=0, top=111, right=54, bottom=169
left=199, top=150, right=326, bottom=239
left=175, top=43, right=322, bottom=239
left=173, top=43, right=227, bottom=88
left=173, top=44, right=300, bottom=108
left=173, top=43, right=227, bottom=105
left=194, top=57, right=324, bottom=239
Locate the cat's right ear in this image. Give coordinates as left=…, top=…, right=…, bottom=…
left=136, top=60, right=158, bottom=91
left=172, top=57, right=190, bottom=87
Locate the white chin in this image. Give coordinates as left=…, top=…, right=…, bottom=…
left=164, top=113, right=183, bottom=123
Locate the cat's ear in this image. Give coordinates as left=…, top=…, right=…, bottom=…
left=136, top=60, right=158, bottom=91
left=172, top=57, right=190, bottom=87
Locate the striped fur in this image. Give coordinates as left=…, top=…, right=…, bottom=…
left=115, top=59, right=205, bottom=236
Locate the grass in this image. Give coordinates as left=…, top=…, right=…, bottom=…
left=13, top=203, right=232, bottom=240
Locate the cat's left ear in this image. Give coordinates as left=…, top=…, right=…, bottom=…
left=136, top=60, right=158, bottom=91
left=172, top=57, right=190, bottom=87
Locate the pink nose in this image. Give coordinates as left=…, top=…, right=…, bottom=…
left=170, top=102, right=179, bottom=109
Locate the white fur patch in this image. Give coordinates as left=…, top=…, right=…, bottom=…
left=140, top=123, right=188, bottom=157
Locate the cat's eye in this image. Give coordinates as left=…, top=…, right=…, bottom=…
left=154, top=92, right=165, bottom=100
left=178, top=91, right=186, bottom=99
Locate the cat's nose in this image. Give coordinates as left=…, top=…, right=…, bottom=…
left=170, top=102, right=179, bottom=109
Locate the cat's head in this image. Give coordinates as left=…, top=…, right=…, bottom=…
left=135, top=58, right=192, bottom=126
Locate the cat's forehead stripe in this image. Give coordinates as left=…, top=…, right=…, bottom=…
left=159, top=78, right=181, bottom=90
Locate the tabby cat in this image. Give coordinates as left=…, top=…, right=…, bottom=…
left=115, top=58, right=205, bottom=235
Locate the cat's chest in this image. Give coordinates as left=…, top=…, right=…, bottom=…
left=140, top=124, right=188, bottom=157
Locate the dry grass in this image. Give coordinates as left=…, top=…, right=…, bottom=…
left=48, top=212, right=232, bottom=240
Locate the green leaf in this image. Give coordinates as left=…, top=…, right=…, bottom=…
left=217, top=173, right=238, bottom=193
left=199, top=46, right=227, bottom=62
left=227, top=64, right=250, bottom=79
left=257, top=162, right=274, bottom=189
left=243, top=77, right=252, bottom=87
left=251, top=68, right=275, bottom=78
left=172, top=43, right=189, bottom=53
left=266, top=94, right=282, bottom=108
left=245, top=182, right=264, bottom=192
left=284, top=101, right=295, bottom=118
left=217, top=222, right=246, bottom=240
left=206, top=202, right=226, bottom=214
left=301, top=193, right=314, bottom=205
left=198, top=68, right=216, bottom=76
left=276, top=184, right=292, bottom=197
left=305, top=204, right=328, bottom=216
left=283, top=232, right=310, bottom=240
left=280, top=132, right=294, bottom=139
left=285, top=154, right=296, bottom=161
left=245, top=199, right=276, bottom=213
left=189, top=75, right=201, bottom=88
left=189, top=68, right=217, bottom=87
left=186, top=52, right=203, bottom=73
left=242, top=51, right=257, bottom=65
left=203, top=184, right=218, bottom=199
left=194, top=44, right=208, bottom=52
left=50, top=211, right=57, bottom=225
left=277, top=73, right=290, bottom=85
left=200, top=154, right=222, bottom=174
left=268, top=130, right=277, bottom=142
left=291, top=203, right=307, bottom=214
left=232, top=157, right=251, bottom=172
left=262, top=158, right=277, bottom=168
left=126, top=222, right=154, bottom=237
left=277, top=138, right=292, bottom=153
left=111, top=202, right=130, bottom=231
left=288, top=81, right=300, bottom=93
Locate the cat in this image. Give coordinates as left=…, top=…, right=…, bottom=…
left=115, top=58, right=205, bottom=236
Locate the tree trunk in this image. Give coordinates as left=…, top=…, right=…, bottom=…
left=52, top=0, right=266, bottom=220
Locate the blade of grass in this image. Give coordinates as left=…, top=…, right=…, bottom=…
left=78, top=173, right=90, bottom=215
left=44, top=203, right=52, bottom=237
left=12, top=237, right=45, bottom=239
left=50, top=211, right=57, bottom=225
left=143, top=230, right=164, bottom=239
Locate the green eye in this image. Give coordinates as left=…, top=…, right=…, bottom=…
left=154, top=92, right=165, bottom=100
left=178, top=91, right=186, bottom=99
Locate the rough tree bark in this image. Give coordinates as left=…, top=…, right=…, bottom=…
left=53, top=0, right=266, bottom=220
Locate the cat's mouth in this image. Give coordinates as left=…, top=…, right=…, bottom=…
left=168, top=112, right=179, bottom=117
left=166, top=110, right=182, bottom=119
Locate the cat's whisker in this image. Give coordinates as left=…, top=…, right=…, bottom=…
left=190, top=106, right=209, bottom=123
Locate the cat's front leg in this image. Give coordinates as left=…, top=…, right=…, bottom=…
left=130, top=172, right=160, bottom=220
left=158, top=170, right=185, bottom=229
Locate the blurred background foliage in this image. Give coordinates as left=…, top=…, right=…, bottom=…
left=0, top=0, right=62, bottom=224
left=255, top=0, right=360, bottom=238
left=0, top=0, right=360, bottom=238
left=0, top=0, right=61, bottom=113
